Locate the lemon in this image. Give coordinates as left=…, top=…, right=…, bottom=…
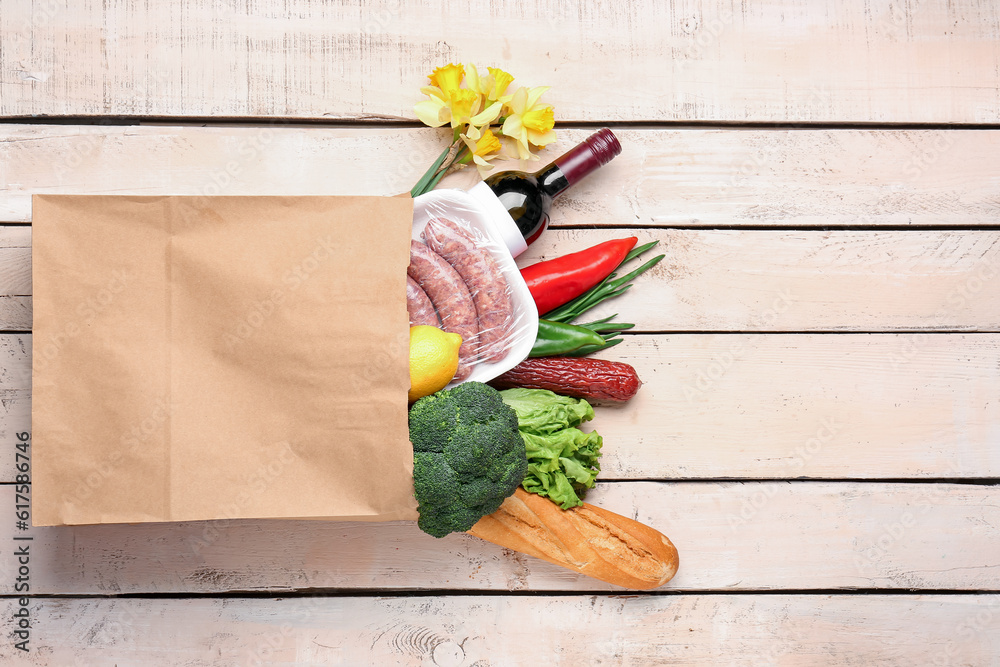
left=408, top=325, right=463, bottom=403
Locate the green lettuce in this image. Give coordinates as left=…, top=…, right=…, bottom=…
left=497, top=387, right=594, bottom=434
left=499, top=389, right=602, bottom=509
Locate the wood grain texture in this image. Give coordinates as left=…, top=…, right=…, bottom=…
left=1, top=125, right=998, bottom=228
left=0, top=297, right=30, bottom=331
left=0, top=595, right=998, bottom=666
left=526, top=228, right=1000, bottom=332
left=8, top=225, right=1000, bottom=331
left=1, top=1, right=997, bottom=659
left=0, top=248, right=30, bottom=295
left=4, top=482, right=999, bottom=593
left=0, top=0, right=998, bottom=122
left=4, top=333, right=1000, bottom=481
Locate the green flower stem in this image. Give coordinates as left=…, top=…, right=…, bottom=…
left=410, top=142, right=455, bottom=197
left=415, top=144, right=471, bottom=196
left=410, top=122, right=502, bottom=197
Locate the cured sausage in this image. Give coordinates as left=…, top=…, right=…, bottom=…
left=406, top=276, right=439, bottom=327
left=422, top=218, right=513, bottom=364
left=407, top=240, right=479, bottom=380
left=488, top=357, right=642, bottom=403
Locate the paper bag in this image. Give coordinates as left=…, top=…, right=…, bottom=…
left=32, top=195, right=420, bottom=526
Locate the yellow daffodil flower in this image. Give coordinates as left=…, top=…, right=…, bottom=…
left=414, top=86, right=451, bottom=127
left=414, top=63, right=470, bottom=127
left=465, top=63, right=516, bottom=104
left=460, top=127, right=503, bottom=174
left=410, top=62, right=558, bottom=196
left=462, top=64, right=514, bottom=129
left=429, top=63, right=465, bottom=98
left=447, top=89, right=479, bottom=128
left=415, top=62, right=504, bottom=130
left=501, top=85, right=557, bottom=160
left=486, top=67, right=515, bottom=101
left=464, top=64, right=485, bottom=96
left=451, top=89, right=504, bottom=130
left=415, top=85, right=502, bottom=130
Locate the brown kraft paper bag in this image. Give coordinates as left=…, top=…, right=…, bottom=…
left=31, top=195, right=419, bottom=526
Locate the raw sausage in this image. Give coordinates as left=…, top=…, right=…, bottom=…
left=406, top=276, right=440, bottom=327
left=408, top=241, right=478, bottom=380
left=407, top=240, right=479, bottom=380
left=422, top=218, right=513, bottom=364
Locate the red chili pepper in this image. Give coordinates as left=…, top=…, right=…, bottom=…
left=519, top=237, right=638, bottom=316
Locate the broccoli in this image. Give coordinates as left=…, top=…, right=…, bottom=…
left=409, top=382, right=528, bottom=538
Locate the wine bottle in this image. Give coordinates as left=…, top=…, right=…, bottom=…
left=480, top=128, right=622, bottom=250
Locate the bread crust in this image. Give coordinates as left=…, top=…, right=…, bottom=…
left=468, top=488, right=679, bottom=589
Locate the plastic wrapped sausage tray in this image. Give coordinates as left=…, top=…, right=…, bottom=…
left=409, top=189, right=539, bottom=387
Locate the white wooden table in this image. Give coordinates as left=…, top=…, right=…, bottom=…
left=2, top=1, right=1000, bottom=664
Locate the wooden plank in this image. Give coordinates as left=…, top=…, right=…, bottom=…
left=1, top=0, right=998, bottom=122
left=0, top=198, right=30, bottom=224
left=4, top=482, right=998, bottom=593
left=0, top=297, right=30, bottom=331
left=6, top=333, right=999, bottom=481
left=0, top=595, right=998, bottom=666
left=0, top=226, right=30, bottom=246
left=526, top=228, right=1000, bottom=332
left=7, top=225, right=1000, bottom=330
left=2, top=126, right=999, bottom=228
left=0, top=248, right=30, bottom=295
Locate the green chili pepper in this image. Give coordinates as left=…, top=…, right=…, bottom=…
left=565, top=337, right=625, bottom=357
left=530, top=319, right=607, bottom=358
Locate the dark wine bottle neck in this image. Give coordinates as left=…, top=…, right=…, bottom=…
left=535, top=164, right=571, bottom=199
left=535, top=128, right=622, bottom=200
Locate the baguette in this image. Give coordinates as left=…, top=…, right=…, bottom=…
left=467, top=488, right=679, bottom=589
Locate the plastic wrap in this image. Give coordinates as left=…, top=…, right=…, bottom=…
left=409, top=189, right=539, bottom=386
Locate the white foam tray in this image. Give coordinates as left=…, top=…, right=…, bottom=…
left=412, top=189, right=539, bottom=387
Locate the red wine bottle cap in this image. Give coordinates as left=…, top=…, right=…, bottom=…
left=583, top=128, right=622, bottom=166
left=553, top=128, right=623, bottom=186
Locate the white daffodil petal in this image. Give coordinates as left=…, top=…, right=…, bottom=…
left=527, top=128, right=557, bottom=147
left=464, top=63, right=481, bottom=93
left=419, top=86, right=447, bottom=103
left=525, top=86, right=550, bottom=109
left=516, top=137, right=533, bottom=160
left=506, top=86, right=528, bottom=114
left=471, top=101, right=502, bottom=126
left=414, top=100, right=449, bottom=127
left=501, top=114, right=523, bottom=138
